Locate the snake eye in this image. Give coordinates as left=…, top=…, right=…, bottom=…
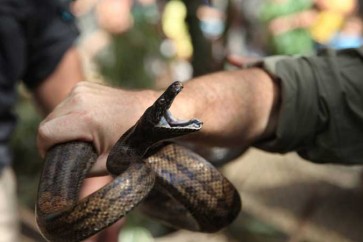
left=158, top=97, right=166, bottom=105
left=147, top=81, right=184, bottom=125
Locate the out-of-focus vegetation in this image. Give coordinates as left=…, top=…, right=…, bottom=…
left=97, top=3, right=163, bottom=89
left=11, top=90, right=42, bottom=208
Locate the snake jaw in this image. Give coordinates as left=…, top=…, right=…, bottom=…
left=158, top=110, right=203, bottom=131
left=148, top=81, right=183, bottom=126
left=137, top=81, right=202, bottom=141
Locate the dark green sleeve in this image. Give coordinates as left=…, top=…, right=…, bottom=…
left=254, top=47, right=363, bottom=165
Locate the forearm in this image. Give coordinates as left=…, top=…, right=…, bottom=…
left=37, top=67, right=280, bottom=174
left=33, top=47, right=84, bottom=115
left=171, top=68, right=280, bottom=148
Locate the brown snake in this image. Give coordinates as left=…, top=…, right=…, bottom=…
left=36, top=81, right=241, bottom=242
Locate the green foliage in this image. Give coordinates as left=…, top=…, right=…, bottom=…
left=10, top=95, right=43, bottom=207
left=97, top=4, right=164, bottom=89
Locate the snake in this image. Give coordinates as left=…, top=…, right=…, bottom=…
left=36, top=81, right=242, bottom=242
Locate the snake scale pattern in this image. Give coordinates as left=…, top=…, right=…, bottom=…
left=36, top=81, right=241, bottom=242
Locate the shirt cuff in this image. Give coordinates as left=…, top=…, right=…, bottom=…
left=252, top=55, right=321, bottom=153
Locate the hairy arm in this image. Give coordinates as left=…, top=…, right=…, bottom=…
left=171, top=68, right=280, bottom=147
left=37, top=67, right=280, bottom=173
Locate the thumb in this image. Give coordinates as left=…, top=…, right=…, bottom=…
left=37, top=114, right=93, bottom=158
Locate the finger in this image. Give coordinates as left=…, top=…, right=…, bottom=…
left=37, top=113, right=93, bottom=158
left=42, top=96, right=76, bottom=124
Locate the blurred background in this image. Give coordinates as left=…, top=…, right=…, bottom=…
left=12, top=0, right=363, bottom=241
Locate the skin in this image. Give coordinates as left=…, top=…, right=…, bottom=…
left=34, top=47, right=122, bottom=242
left=37, top=67, right=280, bottom=175
left=33, top=47, right=84, bottom=114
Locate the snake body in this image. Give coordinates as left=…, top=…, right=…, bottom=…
left=36, top=82, right=241, bottom=242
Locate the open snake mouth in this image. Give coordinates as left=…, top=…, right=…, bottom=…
left=151, top=81, right=202, bottom=132
left=158, top=110, right=203, bottom=131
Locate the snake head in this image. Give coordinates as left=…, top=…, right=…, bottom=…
left=107, top=81, right=203, bottom=170
left=141, top=81, right=203, bottom=139
left=151, top=81, right=183, bottom=123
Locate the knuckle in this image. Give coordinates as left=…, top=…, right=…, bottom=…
left=69, top=81, right=99, bottom=106
left=72, top=81, right=88, bottom=92
left=71, top=89, right=88, bottom=105
left=71, top=82, right=90, bottom=98
left=38, top=122, right=52, bottom=142
left=79, top=110, right=96, bottom=127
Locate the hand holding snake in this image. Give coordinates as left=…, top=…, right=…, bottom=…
left=36, top=81, right=241, bottom=242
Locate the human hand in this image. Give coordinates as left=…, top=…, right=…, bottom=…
left=37, top=81, right=159, bottom=175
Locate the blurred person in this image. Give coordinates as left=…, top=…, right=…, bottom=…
left=0, top=1, right=81, bottom=241
left=259, top=0, right=316, bottom=55
left=328, top=15, right=363, bottom=49
left=0, top=0, right=122, bottom=241
left=310, top=0, right=358, bottom=48
left=72, top=0, right=134, bottom=84
left=197, top=3, right=226, bottom=40
left=161, top=0, right=194, bottom=83
left=162, top=0, right=193, bottom=60
left=95, top=0, right=134, bottom=34
left=228, top=0, right=266, bottom=57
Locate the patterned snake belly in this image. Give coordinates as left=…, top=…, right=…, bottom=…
left=36, top=81, right=241, bottom=242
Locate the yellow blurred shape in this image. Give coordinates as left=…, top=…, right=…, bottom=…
left=162, top=0, right=193, bottom=59
left=311, top=0, right=357, bottom=44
